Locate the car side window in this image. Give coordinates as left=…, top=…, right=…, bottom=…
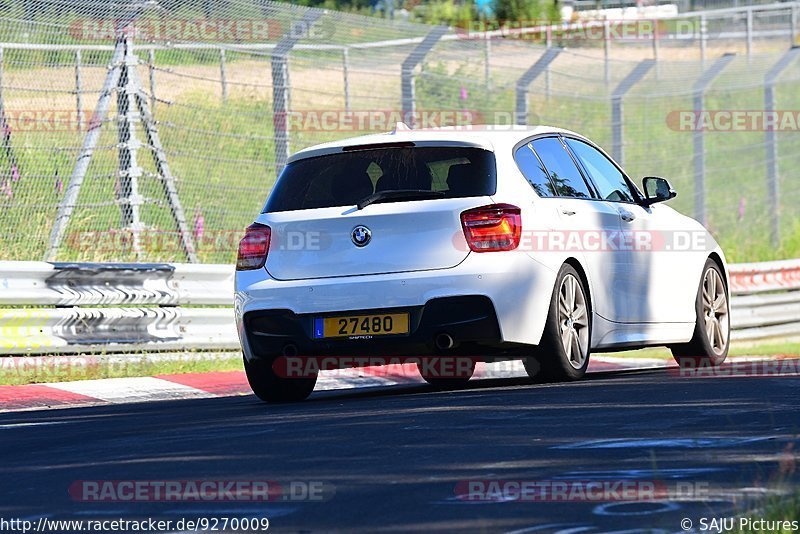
left=530, top=137, right=592, bottom=199
left=565, top=138, right=635, bottom=203
left=513, top=143, right=557, bottom=197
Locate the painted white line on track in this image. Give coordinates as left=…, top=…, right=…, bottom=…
left=0, top=421, right=74, bottom=429
left=553, top=436, right=774, bottom=450
left=47, top=377, right=216, bottom=403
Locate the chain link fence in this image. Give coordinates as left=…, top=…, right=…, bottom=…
left=0, top=0, right=799, bottom=264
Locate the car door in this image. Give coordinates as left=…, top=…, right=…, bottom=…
left=563, top=137, right=696, bottom=324
left=526, top=136, right=629, bottom=324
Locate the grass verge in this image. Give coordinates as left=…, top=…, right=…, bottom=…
left=734, top=492, right=800, bottom=532
left=601, top=339, right=800, bottom=361
left=0, top=351, right=243, bottom=386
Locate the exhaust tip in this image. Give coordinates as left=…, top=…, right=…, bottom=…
left=435, top=333, right=455, bottom=351
left=282, top=344, right=298, bottom=357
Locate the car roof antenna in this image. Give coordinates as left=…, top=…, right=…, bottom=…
left=392, top=121, right=411, bottom=134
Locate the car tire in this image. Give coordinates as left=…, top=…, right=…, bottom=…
left=417, top=357, right=476, bottom=389
left=243, top=355, right=317, bottom=403
left=524, top=264, right=591, bottom=382
left=670, top=259, right=729, bottom=368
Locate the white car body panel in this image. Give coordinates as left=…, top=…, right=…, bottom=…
left=258, top=198, right=479, bottom=280
left=235, top=125, right=727, bottom=362
left=235, top=250, right=557, bottom=352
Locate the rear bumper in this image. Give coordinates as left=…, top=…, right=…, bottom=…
left=242, top=295, right=512, bottom=361
left=235, top=251, right=558, bottom=362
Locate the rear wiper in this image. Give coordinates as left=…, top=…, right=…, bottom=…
left=356, top=189, right=445, bottom=210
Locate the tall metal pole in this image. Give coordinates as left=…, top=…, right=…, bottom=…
left=700, top=15, right=707, bottom=65
left=219, top=48, right=228, bottom=103
left=603, top=20, right=611, bottom=85
left=692, top=53, right=735, bottom=225
left=342, top=47, right=351, bottom=112
left=127, top=65, right=198, bottom=262
left=401, top=26, right=448, bottom=127
left=46, top=1, right=149, bottom=261
left=545, top=27, right=552, bottom=99
left=611, top=59, right=655, bottom=166
left=271, top=10, right=322, bottom=176
left=764, top=47, right=800, bottom=247
left=46, top=44, right=125, bottom=261
left=148, top=48, right=156, bottom=114
left=515, top=48, right=561, bottom=126
left=484, top=38, right=491, bottom=90
left=116, top=37, right=143, bottom=258
left=0, top=48, right=5, bottom=134
left=651, top=19, right=660, bottom=80
left=75, top=50, right=84, bottom=131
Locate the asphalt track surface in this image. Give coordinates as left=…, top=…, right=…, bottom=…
left=1, top=364, right=799, bottom=533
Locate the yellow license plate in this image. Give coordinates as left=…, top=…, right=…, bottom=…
left=314, top=313, right=409, bottom=338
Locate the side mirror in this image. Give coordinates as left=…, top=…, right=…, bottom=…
left=641, top=176, right=676, bottom=206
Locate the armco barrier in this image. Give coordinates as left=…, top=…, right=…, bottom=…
left=0, top=262, right=238, bottom=355
left=729, top=259, right=800, bottom=341
left=0, top=260, right=798, bottom=355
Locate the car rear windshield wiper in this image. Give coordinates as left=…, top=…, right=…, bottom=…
left=356, top=189, right=445, bottom=210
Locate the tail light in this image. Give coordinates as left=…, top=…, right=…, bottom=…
left=460, top=204, right=521, bottom=252
left=236, top=223, right=271, bottom=270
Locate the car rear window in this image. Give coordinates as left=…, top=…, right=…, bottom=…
left=263, top=146, right=497, bottom=213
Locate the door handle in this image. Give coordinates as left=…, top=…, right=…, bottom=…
left=619, top=210, right=635, bottom=222
left=560, top=207, right=577, bottom=216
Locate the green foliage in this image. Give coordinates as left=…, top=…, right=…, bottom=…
left=412, top=0, right=479, bottom=26
left=493, top=0, right=557, bottom=23
left=416, top=60, right=513, bottom=116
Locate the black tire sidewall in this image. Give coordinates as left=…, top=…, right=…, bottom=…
left=243, top=355, right=318, bottom=403
left=532, top=264, right=591, bottom=382
left=671, top=259, right=729, bottom=367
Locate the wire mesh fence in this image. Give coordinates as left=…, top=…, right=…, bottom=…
left=0, top=0, right=798, bottom=264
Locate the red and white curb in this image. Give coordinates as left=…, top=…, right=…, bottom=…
left=0, top=356, right=667, bottom=412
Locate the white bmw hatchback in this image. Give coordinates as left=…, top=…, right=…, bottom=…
left=235, top=126, right=729, bottom=402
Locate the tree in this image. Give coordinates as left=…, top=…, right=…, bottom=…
left=493, top=0, right=555, bottom=22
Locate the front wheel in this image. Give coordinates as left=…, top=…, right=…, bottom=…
left=525, top=264, right=591, bottom=382
left=243, top=355, right=317, bottom=403
left=670, top=259, right=730, bottom=367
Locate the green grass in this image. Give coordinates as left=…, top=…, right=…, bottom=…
left=602, top=340, right=800, bottom=361
left=734, top=492, right=800, bottom=533
left=0, top=351, right=243, bottom=386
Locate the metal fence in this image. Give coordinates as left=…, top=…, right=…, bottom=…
left=1, top=0, right=800, bottom=265
left=0, top=259, right=797, bottom=354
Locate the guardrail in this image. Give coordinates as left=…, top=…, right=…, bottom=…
left=0, top=259, right=798, bottom=355
left=0, top=262, right=238, bottom=354
left=729, top=258, right=800, bottom=341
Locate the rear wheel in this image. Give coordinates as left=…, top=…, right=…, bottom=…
left=417, top=356, right=476, bottom=389
left=524, top=264, right=591, bottom=382
left=243, top=355, right=317, bottom=403
left=670, top=259, right=729, bottom=367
